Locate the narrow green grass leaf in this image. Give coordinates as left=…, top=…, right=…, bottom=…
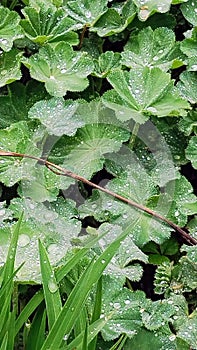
left=39, top=240, right=62, bottom=330
left=0, top=263, right=24, bottom=301
left=41, top=227, right=130, bottom=349
left=74, top=306, right=88, bottom=339
left=6, top=311, right=15, bottom=350
left=0, top=290, right=12, bottom=336
left=1, top=213, right=23, bottom=290
left=15, top=290, right=44, bottom=336
left=88, top=277, right=102, bottom=350
left=82, top=322, right=88, bottom=350
left=26, top=305, right=46, bottom=350
left=65, top=317, right=112, bottom=350
left=0, top=332, right=8, bottom=350
left=15, top=230, right=113, bottom=336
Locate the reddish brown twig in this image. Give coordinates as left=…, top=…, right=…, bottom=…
left=0, top=150, right=196, bottom=245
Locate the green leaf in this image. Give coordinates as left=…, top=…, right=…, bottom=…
left=39, top=240, right=62, bottom=329
left=133, top=0, right=172, bottom=21
left=18, top=166, right=60, bottom=202
left=97, top=224, right=148, bottom=281
left=50, top=122, right=129, bottom=181
left=28, top=97, right=84, bottom=136
left=181, top=245, right=197, bottom=264
left=79, top=151, right=172, bottom=247
left=66, top=317, right=110, bottom=350
left=180, top=31, right=197, bottom=71
left=21, top=5, right=78, bottom=45
left=177, top=71, right=197, bottom=104
left=179, top=110, right=197, bottom=136
left=162, top=176, right=197, bottom=226
left=185, top=136, right=197, bottom=169
left=100, top=275, right=146, bottom=340
left=0, top=197, right=81, bottom=282
left=91, top=1, right=136, bottom=37
left=124, top=328, right=163, bottom=350
left=93, top=51, right=121, bottom=78
left=0, top=49, right=22, bottom=88
left=0, top=121, right=41, bottom=186
left=26, top=42, right=94, bottom=96
left=65, top=0, right=108, bottom=27
left=121, top=27, right=183, bottom=71
left=102, top=68, right=189, bottom=124
left=177, top=311, right=197, bottom=349
left=40, top=224, right=131, bottom=349
left=0, top=81, right=49, bottom=129
left=142, top=299, right=175, bottom=330
left=181, top=0, right=197, bottom=26
left=25, top=306, right=46, bottom=350
left=0, top=6, right=23, bottom=52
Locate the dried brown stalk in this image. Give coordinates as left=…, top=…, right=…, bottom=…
left=0, top=150, right=196, bottom=245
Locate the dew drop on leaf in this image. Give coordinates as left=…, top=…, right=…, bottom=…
left=18, top=234, right=30, bottom=247
left=48, top=279, right=58, bottom=293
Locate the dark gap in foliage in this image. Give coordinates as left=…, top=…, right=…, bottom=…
left=130, top=263, right=161, bottom=301
left=102, top=36, right=126, bottom=54
left=83, top=167, right=115, bottom=197
left=20, top=64, right=32, bottom=84
left=0, top=183, right=18, bottom=204
left=81, top=215, right=101, bottom=229
left=171, top=65, right=186, bottom=83
left=181, top=162, right=197, bottom=195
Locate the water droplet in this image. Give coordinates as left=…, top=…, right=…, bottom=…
left=85, top=10, right=91, bottom=19
left=18, top=234, right=30, bottom=247
left=48, top=279, right=58, bottom=293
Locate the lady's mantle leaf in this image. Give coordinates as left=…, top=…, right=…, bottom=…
left=79, top=150, right=172, bottom=247
left=101, top=275, right=146, bottom=340
left=102, top=68, right=189, bottom=123
left=0, top=6, right=23, bottom=52
left=93, top=224, right=148, bottom=282
left=122, top=27, right=183, bottom=71
left=0, top=197, right=81, bottom=282
left=180, top=29, right=197, bottom=71
left=51, top=123, right=130, bottom=181
left=133, top=0, right=172, bottom=21
left=65, top=0, right=108, bottom=27
left=181, top=0, right=197, bottom=26
left=0, top=81, right=49, bottom=129
left=28, top=97, right=84, bottom=136
left=93, top=51, right=121, bottom=78
left=142, top=299, right=176, bottom=331
left=177, top=71, right=197, bottom=104
left=0, top=121, right=41, bottom=186
left=91, top=1, right=136, bottom=37
left=26, top=42, right=94, bottom=97
left=177, top=311, right=197, bottom=348
left=21, top=5, right=78, bottom=45
left=185, top=136, right=197, bottom=169
left=0, top=49, right=22, bottom=88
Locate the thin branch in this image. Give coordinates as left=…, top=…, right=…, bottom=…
left=0, top=150, right=196, bottom=245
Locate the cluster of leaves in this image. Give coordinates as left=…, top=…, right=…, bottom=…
left=0, top=0, right=197, bottom=349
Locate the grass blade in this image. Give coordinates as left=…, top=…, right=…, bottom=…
left=39, top=240, right=62, bottom=329
left=15, top=290, right=44, bottom=336
left=65, top=314, right=113, bottom=350
left=88, top=277, right=102, bottom=350
left=0, top=332, right=8, bottom=350
left=41, top=226, right=130, bottom=349
left=1, top=214, right=23, bottom=292
left=15, top=230, right=112, bottom=336
left=82, top=322, right=88, bottom=350
left=26, top=304, right=46, bottom=350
